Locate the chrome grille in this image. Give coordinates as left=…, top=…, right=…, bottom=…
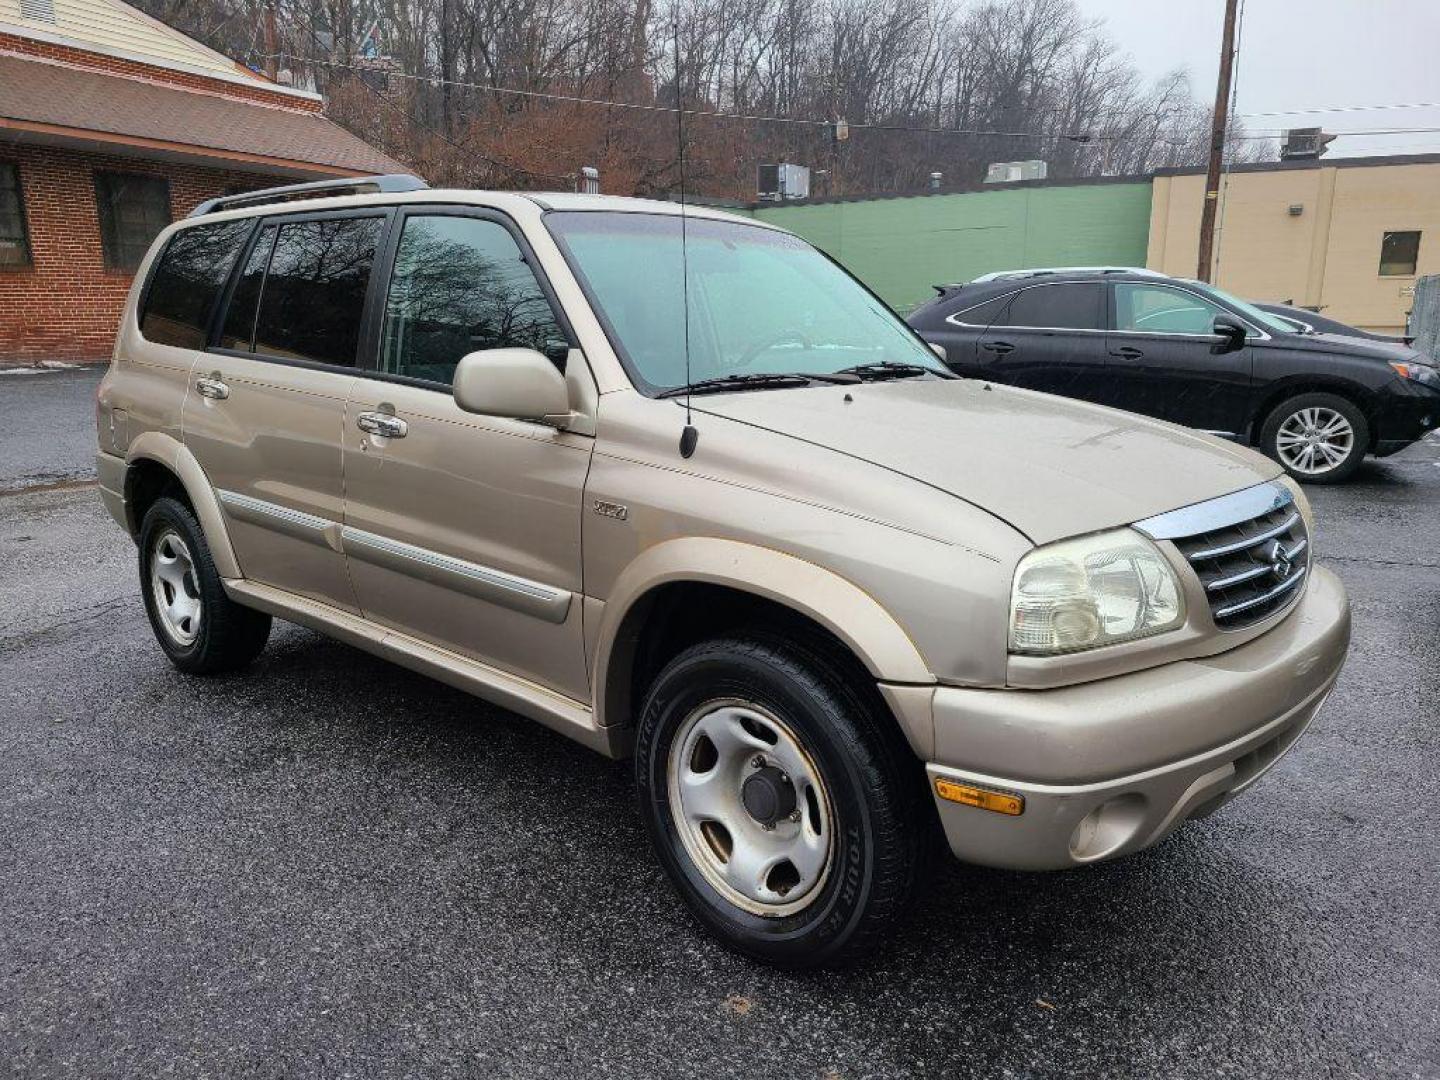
left=1134, top=483, right=1311, bottom=631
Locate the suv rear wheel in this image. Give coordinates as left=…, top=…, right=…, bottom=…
left=634, top=632, right=923, bottom=968
left=1260, top=392, right=1369, bottom=484
left=139, top=496, right=271, bottom=674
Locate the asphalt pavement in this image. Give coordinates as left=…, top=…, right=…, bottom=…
left=1, top=365, right=1437, bottom=1079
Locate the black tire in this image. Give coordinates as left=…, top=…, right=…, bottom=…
left=138, top=496, right=271, bottom=674
left=1259, top=391, right=1370, bottom=484
left=635, top=632, right=924, bottom=969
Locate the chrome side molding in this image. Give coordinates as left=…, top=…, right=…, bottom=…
left=340, top=527, right=572, bottom=624
left=218, top=489, right=338, bottom=549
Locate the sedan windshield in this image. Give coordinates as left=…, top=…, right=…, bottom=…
left=544, top=211, right=949, bottom=393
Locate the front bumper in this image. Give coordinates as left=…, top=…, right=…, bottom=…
left=926, top=564, right=1350, bottom=871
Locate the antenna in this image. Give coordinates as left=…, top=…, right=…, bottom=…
left=673, top=8, right=698, bottom=458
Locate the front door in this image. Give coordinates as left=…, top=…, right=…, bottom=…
left=1106, top=281, right=1254, bottom=436
left=184, top=210, right=390, bottom=612
left=974, top=281, right=1113, bottom=403
left=340, top=209, right=592, bottom=700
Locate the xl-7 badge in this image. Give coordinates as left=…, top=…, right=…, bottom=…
left=592, top=500, right=629, bottom=521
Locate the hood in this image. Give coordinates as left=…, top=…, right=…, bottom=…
left=692, top=379, right=1280, bottom=544
left=1298, top=332, right=1426, bottom=364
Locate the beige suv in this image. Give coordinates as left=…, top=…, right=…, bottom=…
left=96, top=176, right=1351, bottom=967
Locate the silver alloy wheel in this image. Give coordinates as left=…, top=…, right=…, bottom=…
left=150, top=528, right=202, bottom=646
left=1275, top=406, right=1355, bottom=475
left=667, top=699, right=834, bottom=917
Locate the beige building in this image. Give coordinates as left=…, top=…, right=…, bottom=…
left=1147, top=154, right=1440, bottom=334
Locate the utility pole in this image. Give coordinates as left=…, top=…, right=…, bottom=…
left=263, top=0, right=278, bottom=82
left=1196, top=0, right=1239, bottom=282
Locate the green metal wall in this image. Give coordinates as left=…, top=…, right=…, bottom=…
left=749, top=181, right=1153, bottom=313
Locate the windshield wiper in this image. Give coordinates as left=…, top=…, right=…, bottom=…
left=656, top=372, right=858, bottom=398
left=835, top=360, right=956, bottom=381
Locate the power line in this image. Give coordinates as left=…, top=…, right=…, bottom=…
left=255, top=14, right=564, bottom=183
left=262, top=51, right=1440, bottom=149
left=1239, top=101, right=1440, bottom=118
left=259, top=52, right=1104, bottom=142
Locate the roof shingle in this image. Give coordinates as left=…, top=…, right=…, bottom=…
left=0, top=53, right=409, bottom=175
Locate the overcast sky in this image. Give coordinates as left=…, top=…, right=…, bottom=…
left=1073, top=0, right=1440, bottom=159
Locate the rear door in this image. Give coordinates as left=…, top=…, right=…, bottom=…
left=1106, top=281, right=1254, bottom=436
left=973, top=282, right=1114, bottom=402
left=339, top=208, right=592, bottom=700
left=183, top=209, right=391, bottom=611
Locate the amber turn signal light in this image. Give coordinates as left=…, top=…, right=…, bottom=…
left=934, top=778, right=1024, bottom=816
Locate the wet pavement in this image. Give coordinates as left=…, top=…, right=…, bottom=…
left=1, top=366, right=1437, bottom=1078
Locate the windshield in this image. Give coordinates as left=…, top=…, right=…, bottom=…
left=544, top=211, right=948, bottom=393
left=1190, top=282, right=1298, bottom=335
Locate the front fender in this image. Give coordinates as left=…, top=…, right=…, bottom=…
left=124, top=431, right=240, bottom=580
left=591, top=536, right=935, bottom=729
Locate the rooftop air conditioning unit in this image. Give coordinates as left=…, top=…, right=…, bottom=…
left=1280, top=128, right=1337, bottom=160
left=757, top=163, right=811, bottom=202
left=984, top=160, right=1047, bottom=184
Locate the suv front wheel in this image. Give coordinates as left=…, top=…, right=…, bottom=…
left=139, top=496, right=271, bottom=674
left=1260, top=391, right=1369, bottom=483
left=635, top=632, right=923, bottom=968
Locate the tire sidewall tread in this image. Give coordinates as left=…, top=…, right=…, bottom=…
left=635, top=631, right=923, bottom=969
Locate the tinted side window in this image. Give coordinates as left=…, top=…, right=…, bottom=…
left=219, top=224, right=274, bottom=351
left=379, top=215, right=568, bottom=386
left=140, top=220, right=252, bottom=348
left=251, top=217, right=384, bottom=367
left=1115, top=284, right=1224, bottom=335
left=1005, top=283, right=1103, bottom=330
left=950, top=294, right=1010, bottom=326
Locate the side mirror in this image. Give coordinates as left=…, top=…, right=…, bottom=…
left=452, top=348, right=571, bottom=426
left=1211, top=314, right=1247, bottom=353
left=929, top=341, right=948, bottom=364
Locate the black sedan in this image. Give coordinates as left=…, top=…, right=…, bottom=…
left=909, top=268, right=1440, bottom=483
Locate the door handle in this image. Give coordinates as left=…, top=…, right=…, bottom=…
left=356, top=411, right=408, bottom=439
left=1112, top=346, right=1145, bottom=359
left=982, top=341, right=1015, bottom=355
left=195, top=376, right=230, bottom=400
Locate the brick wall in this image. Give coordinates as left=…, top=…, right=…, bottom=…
left=0, top=144, right=289, bottom=362
left=0, top=32, right=322, bottom=113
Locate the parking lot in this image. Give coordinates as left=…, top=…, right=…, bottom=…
left=2, top=365, right=1438, bottom=1078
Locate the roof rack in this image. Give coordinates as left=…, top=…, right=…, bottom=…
left=189, top=174, right=429, bottom=217
left=969, top=266, right=1165, bottom=284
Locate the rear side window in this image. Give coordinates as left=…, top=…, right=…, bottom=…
left=220, top=216, right=383, bottom=367
left=140, top=220, right=252, bottom=348
left=949, top=294, right=1010, bottom=327
left=1005, top=283, right=1103, bottom=330
left=219, top=223, right=275, bottom=351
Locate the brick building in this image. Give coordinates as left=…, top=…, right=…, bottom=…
left=0, top=0, right=408, bottom=361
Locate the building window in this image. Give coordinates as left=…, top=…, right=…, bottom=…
left=94, top=172, right=172, bottom=271
left=0, top=163, right=31, bottom=269
left=1379, top=231, right=1421, bottom=277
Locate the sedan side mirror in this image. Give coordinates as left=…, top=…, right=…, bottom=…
left=1211, top=314, right=1247, bottom=353
left=929, top=341, right=948, bottom=364
left=453, top=348, right=571, bottom=427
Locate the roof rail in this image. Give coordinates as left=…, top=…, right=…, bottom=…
left=970, top=266, right=1164, bottom=284
left=189, top=174, right=429, bottom=217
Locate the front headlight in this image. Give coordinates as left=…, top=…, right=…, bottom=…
left=1009, top=528, right=1186, bottom=656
